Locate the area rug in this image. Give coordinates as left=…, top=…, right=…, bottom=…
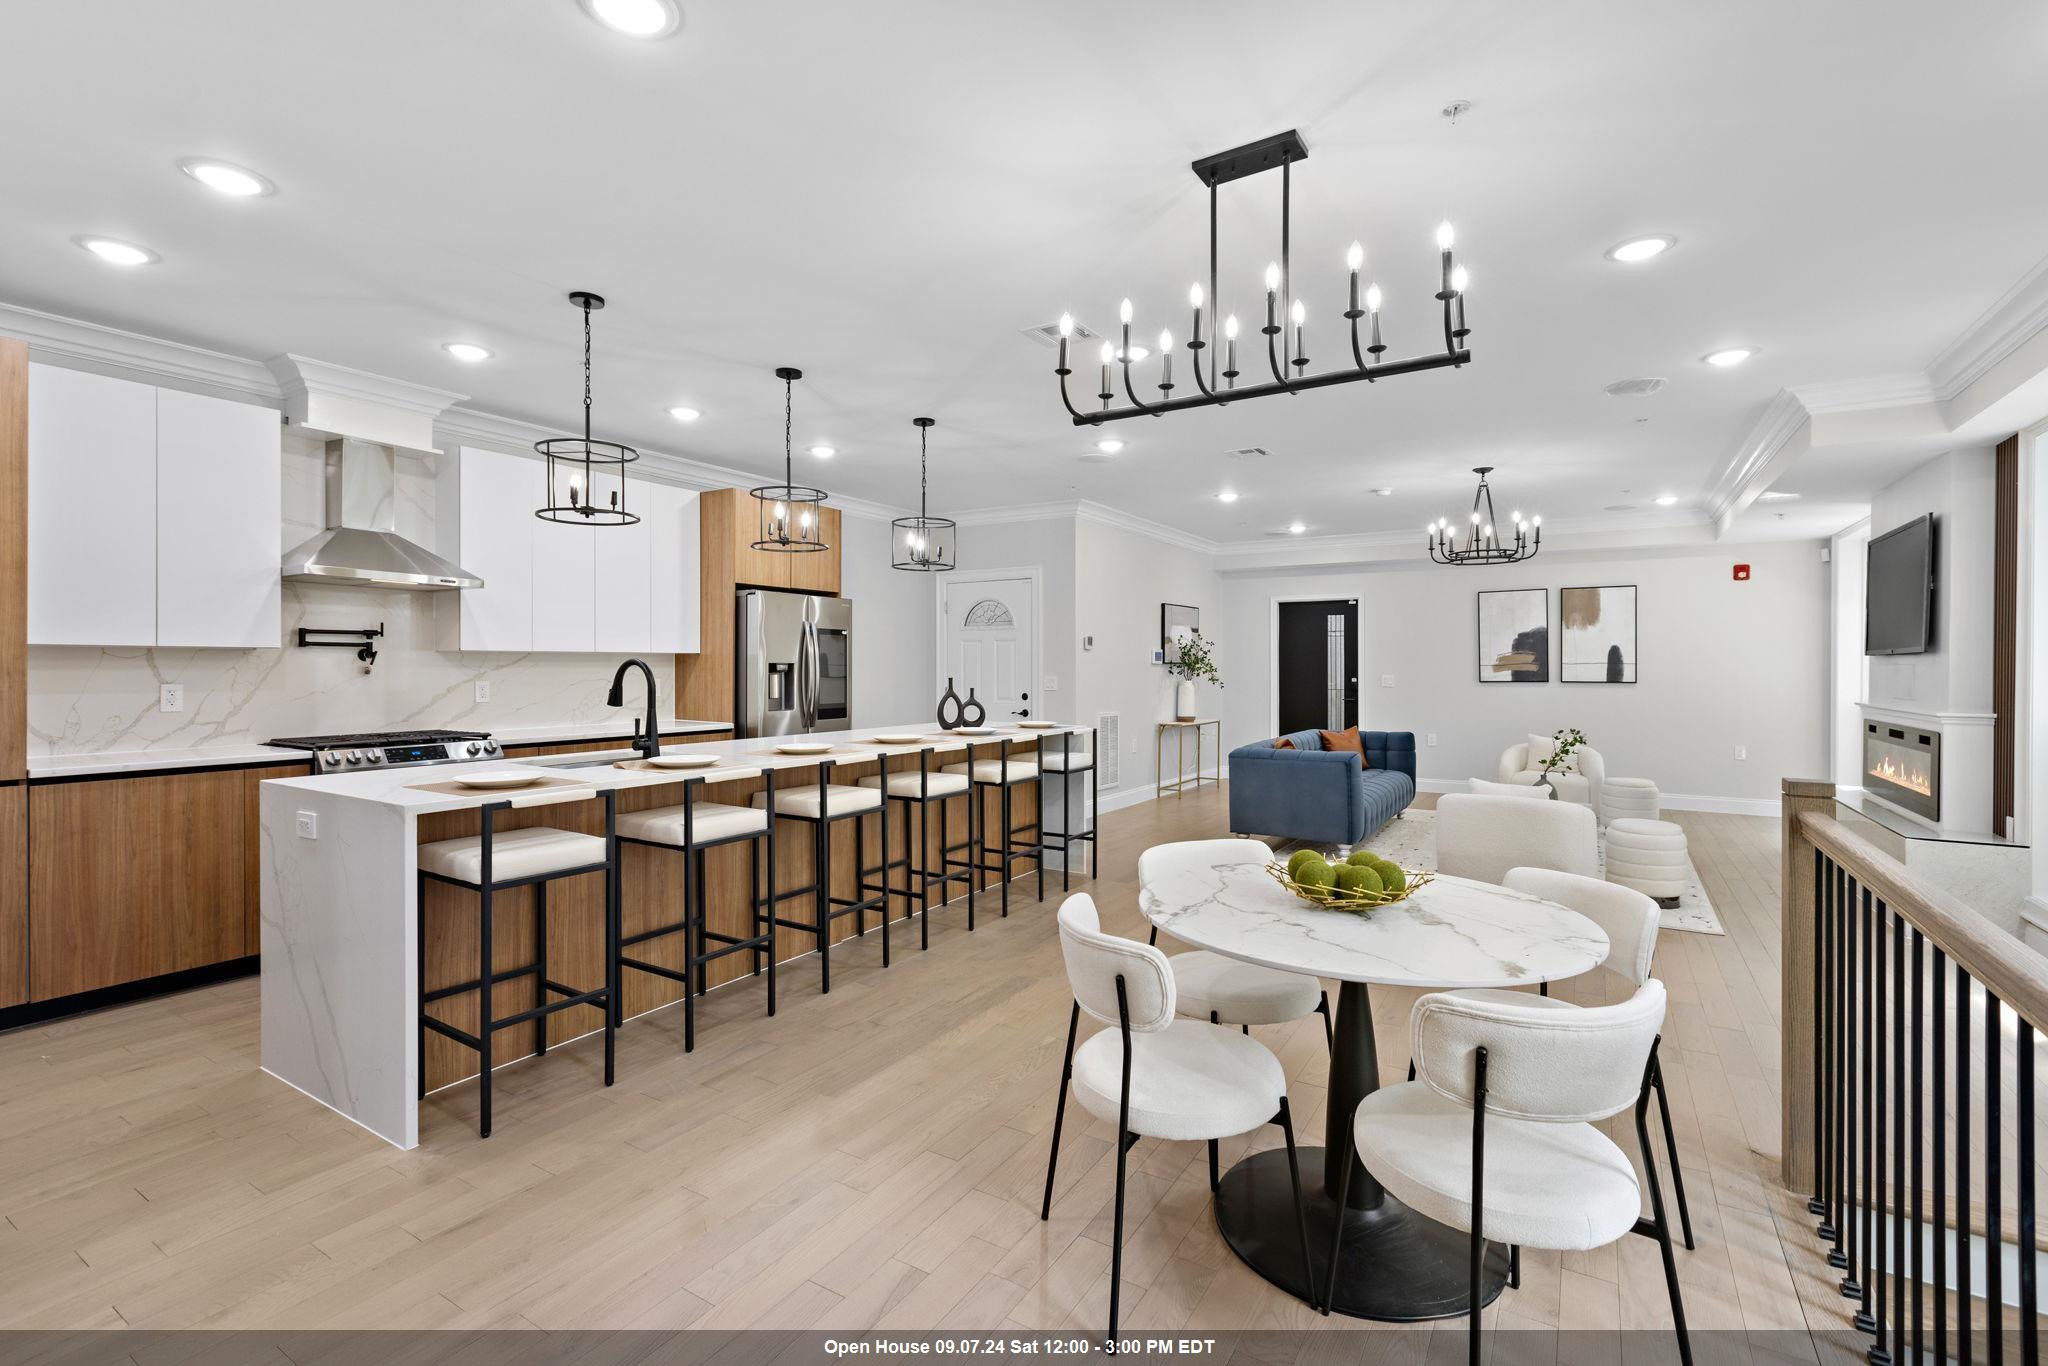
left=1273, top=808, right=1726, bottom=936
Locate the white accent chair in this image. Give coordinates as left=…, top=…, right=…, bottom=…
left=1321, top=982, right=1692, bottom=1366
left=1469, top=777, right=1554, bottom=800
left=1497, top=736, right=1606, bottom=811
left=1435, top=794, right=1599, bottom=886
left=1042, top=894, right=1316, bottom=1343
left=1140, top=840, right=1333, bottom=1055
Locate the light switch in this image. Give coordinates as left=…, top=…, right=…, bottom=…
left=159, top=683, right=184, bottom=714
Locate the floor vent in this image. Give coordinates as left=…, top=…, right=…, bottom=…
left=1095, top=711, right=1120, bottom=788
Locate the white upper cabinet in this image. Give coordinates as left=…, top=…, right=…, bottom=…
left=30, top=365, right=282, bottom=648
left=156, top=387, right=282, bottom=648
left=27, top=365, right=158, bottom=645
left=649, top=481, right=701, bottom=654
left=444, top=447, right=700, bottom=656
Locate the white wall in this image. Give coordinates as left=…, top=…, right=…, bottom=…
left=1210, top=540, right=1831, bottom=810
left=1829, top=520, right=1871, bottom=789
left=1867, top=445, right=1996, bottom=715
left=837, top=509, right=937, bottom=729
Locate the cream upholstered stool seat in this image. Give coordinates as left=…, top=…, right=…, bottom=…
left=616, top=780, right=778, bottom=1053
left=1038, top=747, right=1093, bottom=771
left=1602, top=776, right=1661, bottom=823
left=418, top=826, right=605, bottom=884
left=1042, top=894, right=1314, bottom=1344
left=751, top=782, right=884, bottom=818
left=942, top=757, right=1040, bottom=784
left=751, top=771, right=891, bottom=992
left=1035, top=730, right=1101, bottom=892
left=857, top=762, right=977, bottom=947
left=1604, top=817, right=1689, bottom=907
left=857, top=770, right=970, bottom=798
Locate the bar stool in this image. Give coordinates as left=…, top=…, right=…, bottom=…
left=615, top=767, right=777, bottom=1053
left=1036, top=727, right=1099, bottom=893
left=856, top=747, right=974, bottom=948
left=752, top=760, right=889, bottom=993
left=944, top=737, right=1044, bottom=918
left=416, top=790, right=619, bottom=1139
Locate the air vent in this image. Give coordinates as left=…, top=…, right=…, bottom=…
left=1022, top=319, right=1102, bottom=348
left=1604, top=377, right=1668, bottom=397
left=1096, top=711, right=1120, bottom=788
left=1225, top=446, right=1271, bottom=460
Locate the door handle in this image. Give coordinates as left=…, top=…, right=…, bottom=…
left=1011, top=709, right=1029, bottom=717
left=802, top=622, right=822, bottom=729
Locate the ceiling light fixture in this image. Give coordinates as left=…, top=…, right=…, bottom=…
left=808, top=445, right=836, bottom=460
left=1051, top=128, right=1472, bottom=426
left=892, top=418, right=956, bottom=573
left=667, top=405, right=700, bottom=422
left=1703, top=347, right=1757, bottom=367
left=178, top=158, right=274, bottom=197
left=1654, top=494, right=1680, bottom=507
left=752, top=367, right=829, bottom=553
left=1605, top=235, right=1674, bottom=263
left=1373, top=487, right=1394, bottom=497
left=1216, top=490, right=1239, bottom=503
left=535, top=291, right=638, bottom=526
left=1287, top=521, right=1306, bottom=534
left=443, top=342, right=492, bottom=363
left=76, top=236, right=158, bottom=266
left=1095, top=438, right=1124, bottom=454
left=579, top=0, right=680, bottom=38
left=1430, top=467, right=1539, bottom=566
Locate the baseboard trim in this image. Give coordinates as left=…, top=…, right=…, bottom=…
left=1416, top=778, right=1779, bottom=819
left=0, top=956, right=259, bottom=1035
left=1098, top=774, right=1223, bottom=814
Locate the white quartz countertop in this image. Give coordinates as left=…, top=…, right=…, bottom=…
left=26, top=718, right=731, bottom=780
left=261, top=721, right=1091, bottom=815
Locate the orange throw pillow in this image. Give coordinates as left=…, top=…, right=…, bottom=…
left=1272, top=737, right=1296, bottom=749
left=1319, top=726, right=1369, bottom=766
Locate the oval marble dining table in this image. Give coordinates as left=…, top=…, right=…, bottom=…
left=1138, top=838, right=1610, bottom=1322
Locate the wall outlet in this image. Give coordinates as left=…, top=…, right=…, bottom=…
left=1043, top=675, right=1059, bottom=691
left=295, top=810, right=318, bottom=840
left=473, top=679, right=492, bottom=703
left=159, top=683, right=184, bottom=714
left=1733, top=745, right=1748, bottom=761
left=1380, top=674, right=1395, bottom=688
left=1427, top=732, right=1439, bottom=748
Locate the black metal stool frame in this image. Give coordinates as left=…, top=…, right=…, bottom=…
left=863, top=747, right=977, bottom=949
left=416, top=791, right=620, bottom=1139
left=765, top=758, right=892, bottom=993
left=1034, top=726, right=1100, bottom=894
left=614, top=767, right=780, bottom=1053
left=960, top=737, right=1046, bottom=918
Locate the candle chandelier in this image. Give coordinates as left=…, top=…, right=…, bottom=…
left=751, top=366, right=829, bottom=553
left=536, top=291, right=638, bottom=525
left=1430, top=466, right=1540, bottom=565
left=1051, top=129, right=1472, bottom=426
left=892, top=417, right=956, bottom=572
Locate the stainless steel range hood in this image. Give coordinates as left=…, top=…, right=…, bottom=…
left=281, top=438, right=483, bottom=590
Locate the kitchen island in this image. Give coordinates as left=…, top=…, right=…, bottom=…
left=259, top=723, right=1093, bottom=1147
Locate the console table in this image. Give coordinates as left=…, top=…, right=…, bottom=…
left=1155, top=719, right=1221, bottom=797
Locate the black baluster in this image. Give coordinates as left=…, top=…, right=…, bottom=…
left=1910, top=926, right=1923, bottom=1365
left=1833, top=863, right=1850, bottom=1267
left=1892, top=913, right=1908, bottom=1366
left=1837, top=868, right=1858, bottom=1282
left=2020, top=1018, right=2037, bottom=1366
left=1854, top=884, right=1875, bottom=1326
left=1986, top=988, right=2002, bottom=1366
left=1954, top=958, right=1970, bottom=1366
left=1813, top=848, right=1830, bottom=1218
left=1869, top=904, right=1890, bottom=1366
left=1932, top=946, right=1947, bottom=1364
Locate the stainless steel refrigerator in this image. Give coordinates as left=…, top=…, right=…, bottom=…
left=737, top=589, right=853, bottom=737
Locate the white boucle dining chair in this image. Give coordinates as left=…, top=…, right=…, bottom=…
left=1435, top=793, right=1598, bottom=885
left=1321, top=982, right=1692, bottom=1366
left=1041, top=894, right=1318, bottom=1343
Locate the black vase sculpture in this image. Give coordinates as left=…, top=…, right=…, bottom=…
left=936, top=677, right=965, bottom=730
left=960, top=688, right=987, bottom=727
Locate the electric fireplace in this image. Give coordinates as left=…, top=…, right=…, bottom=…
left=1864, top=721, right=1939, bottom=823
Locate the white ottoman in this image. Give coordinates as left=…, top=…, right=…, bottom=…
left=1602, top=776, right=1661, bottom=823
left=1605, top=817, right=1687, bottom=908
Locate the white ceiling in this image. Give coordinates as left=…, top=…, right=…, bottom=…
left=3, top=1, right=2045, bottom=545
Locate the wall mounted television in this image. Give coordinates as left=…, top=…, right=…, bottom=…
left=1865, top=513, right=1935, bottom=656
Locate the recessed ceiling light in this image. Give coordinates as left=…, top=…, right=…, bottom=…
left=809, top=445, right=835, bottom=459
left=1095, top=438, right=1124, bottom=454
left=76, top=236, right=158, bottom=266
left=667, top=406, right=700, bottom=422
left=1605, top=235, right=1674, bottom=263
left=1287, top=521, right=1306, bottom=534
left=179, top=158, right=273, bottom=197
left=443, top=342, right=492, bottom=363
left=1654, top=495, right=1680, bottom=507
left=1372, top=487, right=1394, bottom=497
left=579, top=0, right=680, bottom=37
left=1703, top=347, right=1757, bottom=367
left=1216, top=490, right=1239, bottom=503
left=1757, top=490, right=1801, bottom=502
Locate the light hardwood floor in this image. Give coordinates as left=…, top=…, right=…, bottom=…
left=0, top=785, right=1861, bottom=1349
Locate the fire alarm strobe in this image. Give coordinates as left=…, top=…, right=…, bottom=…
left=1733, top=564, right=1751, bottom=581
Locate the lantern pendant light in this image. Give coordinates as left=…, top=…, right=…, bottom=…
left=751, top=366, right=829, bottom=552
left=535, top=291, right=639, bottom=526
left=891, top=417, right=957, bottom=572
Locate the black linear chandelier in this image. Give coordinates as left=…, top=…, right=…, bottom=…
left=892, top=417, right=956, bottom=572
left=1430, top=466, right=1540, bottom=565
left=1052, top=129, right=1471, bottom=426
left=751, top=366, right=829, bottom=553
left=536, top=291, right=639, bottom=526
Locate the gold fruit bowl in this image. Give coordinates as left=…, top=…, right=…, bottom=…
left=1265, top=861, right=1433, bottom=913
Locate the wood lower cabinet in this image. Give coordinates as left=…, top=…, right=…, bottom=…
left=0, top=785, right=24, bottom=1008
left=28, top=769, right=252, bottom=1000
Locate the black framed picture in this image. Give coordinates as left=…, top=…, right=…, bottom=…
left=1161, top=603, right=1199, bottom=663
left=1560, top=585, right=1638, bottom=683
left=1476, top=588, right=1548, bottom=683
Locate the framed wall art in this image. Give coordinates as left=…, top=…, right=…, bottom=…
left=1476, top=588, right=1549, bottom=683
left=1560, top=584, right=1638, bottom=683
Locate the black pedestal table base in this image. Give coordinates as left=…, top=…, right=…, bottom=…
left=1214, top=976, right=1509, bottom=1320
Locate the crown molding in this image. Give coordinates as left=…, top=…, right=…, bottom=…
left=1071, top=500, right=1219, bottom=555
left=1789, top=373, right=1937, bottom=415
left=952, top=499, right=1088, bottom=528
left=1704, top=389, right=1809, bottom=532
left=0, top=300, right=276, bottom=399
left=1928, top=249, right=2048, bottom=399
left=265, top=354, right=467, bottom=418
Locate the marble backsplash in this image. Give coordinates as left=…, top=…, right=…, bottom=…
left=27, top=432, right=670, bottom=756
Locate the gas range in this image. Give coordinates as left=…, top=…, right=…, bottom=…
left=267, top=729, right=501, bottom=774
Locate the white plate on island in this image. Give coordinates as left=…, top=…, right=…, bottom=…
left=645, top=753, right=720, bottom=769
left=448, top=771, right=546, bottom=790
left=950, top=726, right=997, bottom=735
left=1015, top=721, right=1061, bottom=729
left=775, top=742, right=835, bottom=755
left=872, top=734, right=925, bottom=744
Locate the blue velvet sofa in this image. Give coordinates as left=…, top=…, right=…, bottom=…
left=1228, top=729, right=1417, bottom=846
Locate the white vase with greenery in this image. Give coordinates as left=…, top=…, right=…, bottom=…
left=1165, top=628, right=1223, bottom=722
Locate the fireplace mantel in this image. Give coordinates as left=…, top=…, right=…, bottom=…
left=1855, top=702, right=1995, bottom=835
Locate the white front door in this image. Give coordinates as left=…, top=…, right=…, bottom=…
left=940, top=574, right=1038, bottom=722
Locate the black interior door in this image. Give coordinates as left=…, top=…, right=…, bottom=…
left=1277, top=599, right=1359, bottom=735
